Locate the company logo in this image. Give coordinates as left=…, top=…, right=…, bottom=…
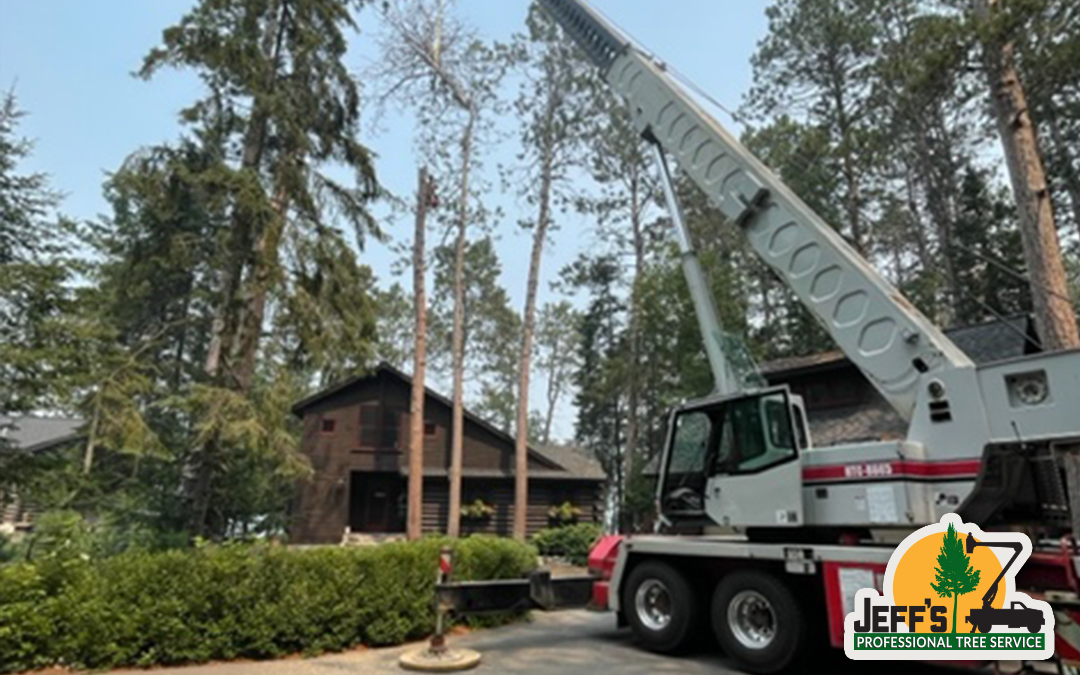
left=845, top=514, right=1054, bottom=660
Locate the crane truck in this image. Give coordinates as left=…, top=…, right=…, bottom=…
left=433, top=1, right=1080, bottom=672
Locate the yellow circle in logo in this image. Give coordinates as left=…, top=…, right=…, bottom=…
left=891, top=531, right=1004, bottom=633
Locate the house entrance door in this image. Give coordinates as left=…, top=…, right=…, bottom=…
left=349, top=472, right=404, bottom=533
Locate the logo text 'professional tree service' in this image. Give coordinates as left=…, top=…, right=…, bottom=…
left=844, top=514, right=1054, bottom=661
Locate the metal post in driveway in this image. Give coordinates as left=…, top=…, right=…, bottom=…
left=399, top=546, right=481, bottom=672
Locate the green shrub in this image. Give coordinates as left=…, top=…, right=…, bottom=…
left=0, top=537, right=535, bottom=673
left=531, top=523, right=602, bottom=566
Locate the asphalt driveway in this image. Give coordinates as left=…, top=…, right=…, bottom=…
left=110, top=610, right=974, bottom=675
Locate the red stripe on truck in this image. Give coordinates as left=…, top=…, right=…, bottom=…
left=803, top=459, right=981, bottom=484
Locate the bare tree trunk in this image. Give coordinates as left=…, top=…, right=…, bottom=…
left=408, top=167, right=431, bottom=541
left=83, top=391, right=102, bottom=474
left=236, top=187, right=290, bottom=392
left=514, top=217, right=549, bottom=540
left=541, top=342, right=563, bottom=446
left=447, top=113, right=475, bottom=538
left=514, top=94, right=557, bottom=540
left=976, top=0, right=1080, bottom=351
left=623, top=170, right=644, bottom=532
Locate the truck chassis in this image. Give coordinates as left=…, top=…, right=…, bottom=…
left=438, top=534, right=1080, bottom=673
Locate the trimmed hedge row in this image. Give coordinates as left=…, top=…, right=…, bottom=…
left=531, top=523, right=602, bottom=566
left=0, top=537, right=535, bottom=673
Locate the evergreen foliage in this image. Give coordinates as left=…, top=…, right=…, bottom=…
left=930, top=523, right=982, bottom=635
left=0, top=536, right=536, bottom=672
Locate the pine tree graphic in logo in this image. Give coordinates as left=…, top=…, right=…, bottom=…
left=930, top=522, right=982, bottom=634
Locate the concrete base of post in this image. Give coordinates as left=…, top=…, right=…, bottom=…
left=398, top=646, right=481, bottom=672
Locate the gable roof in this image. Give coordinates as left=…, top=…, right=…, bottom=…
left=292, top=362, right=604, bottom=480
left=0, top=415, right=84, bottom=452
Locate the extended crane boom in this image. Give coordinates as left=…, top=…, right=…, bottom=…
left=538, top=0, right=974, bottom=421
left=425, top=7, right=1080, bottom=672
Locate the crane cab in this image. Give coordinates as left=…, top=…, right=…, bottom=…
left=657, top=386, right=808, bottom=532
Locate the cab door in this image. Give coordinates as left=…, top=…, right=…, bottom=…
left=705, top=388, right=804, bottom=528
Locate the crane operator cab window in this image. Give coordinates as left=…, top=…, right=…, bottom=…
left=661, top=389, right=799, bottom=515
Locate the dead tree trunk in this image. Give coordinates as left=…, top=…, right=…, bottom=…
left=513, top=180, right=550, bottom=541
left=513, top=84, right=560, bottom=541
left=541, top=330, right=566, bottom=447
left=447, top=112, right=475, bottom=538
left=408, top=167, right=431, bottom=541
left=623, top=168, right=644, bottom=532
left=976, top=0, right=1080, bottom=351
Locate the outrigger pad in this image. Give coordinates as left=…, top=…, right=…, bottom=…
left=399, top=647, right=481, bottom=672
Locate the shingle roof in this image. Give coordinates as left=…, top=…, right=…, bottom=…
left=760, top=314, right=1038, bottom=376
left=533, top=445, right=605, bottom=480
left=943, top=314, right=1037, bottom=363
left=0, top=415, right=84, bottom=452
left=803, top=399, right=907, bottom=448
left=759, top=350, right=845, bottom=375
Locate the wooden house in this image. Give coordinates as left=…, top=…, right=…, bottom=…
left=289, top=363, right=605, bottom=543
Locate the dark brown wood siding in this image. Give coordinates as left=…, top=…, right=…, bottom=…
left=420, top=478, right=603, bottom=537
left=289, top=369, right=604, bottom=543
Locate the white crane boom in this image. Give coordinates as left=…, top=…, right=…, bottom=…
left=539, top=0, right=974, bottom=421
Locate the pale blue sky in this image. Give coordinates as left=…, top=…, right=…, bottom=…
left=0, top=1, right=769, bottom=440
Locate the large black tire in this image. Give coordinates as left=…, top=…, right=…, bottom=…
left=711, top=570, right=806, bottom=674
left=621, top=560, right=699, bottom=654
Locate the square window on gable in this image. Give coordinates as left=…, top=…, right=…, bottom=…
left=321, top=418, right=336, bottom=433
left=424, top=422, right=437, bottom=437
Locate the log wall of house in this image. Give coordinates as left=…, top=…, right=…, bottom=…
left=420, top=479, right=603, bottom=538
left=290, top=369, right=603, bottom=544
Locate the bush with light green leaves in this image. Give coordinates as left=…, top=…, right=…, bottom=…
left=531, top=523, right=602, bottom=566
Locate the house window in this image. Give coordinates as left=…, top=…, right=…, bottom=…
left=320, top=418, right=336, bottom=434
left=424, top=422, right=437, bottom=437
left=382, top=408, right=402, bottom=449
left=359, top=404, right=381, bottom=448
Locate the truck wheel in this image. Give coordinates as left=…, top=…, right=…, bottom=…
left=622, top=560, right=698, bottom=654
left=712, top=571, right=805, bottom=674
